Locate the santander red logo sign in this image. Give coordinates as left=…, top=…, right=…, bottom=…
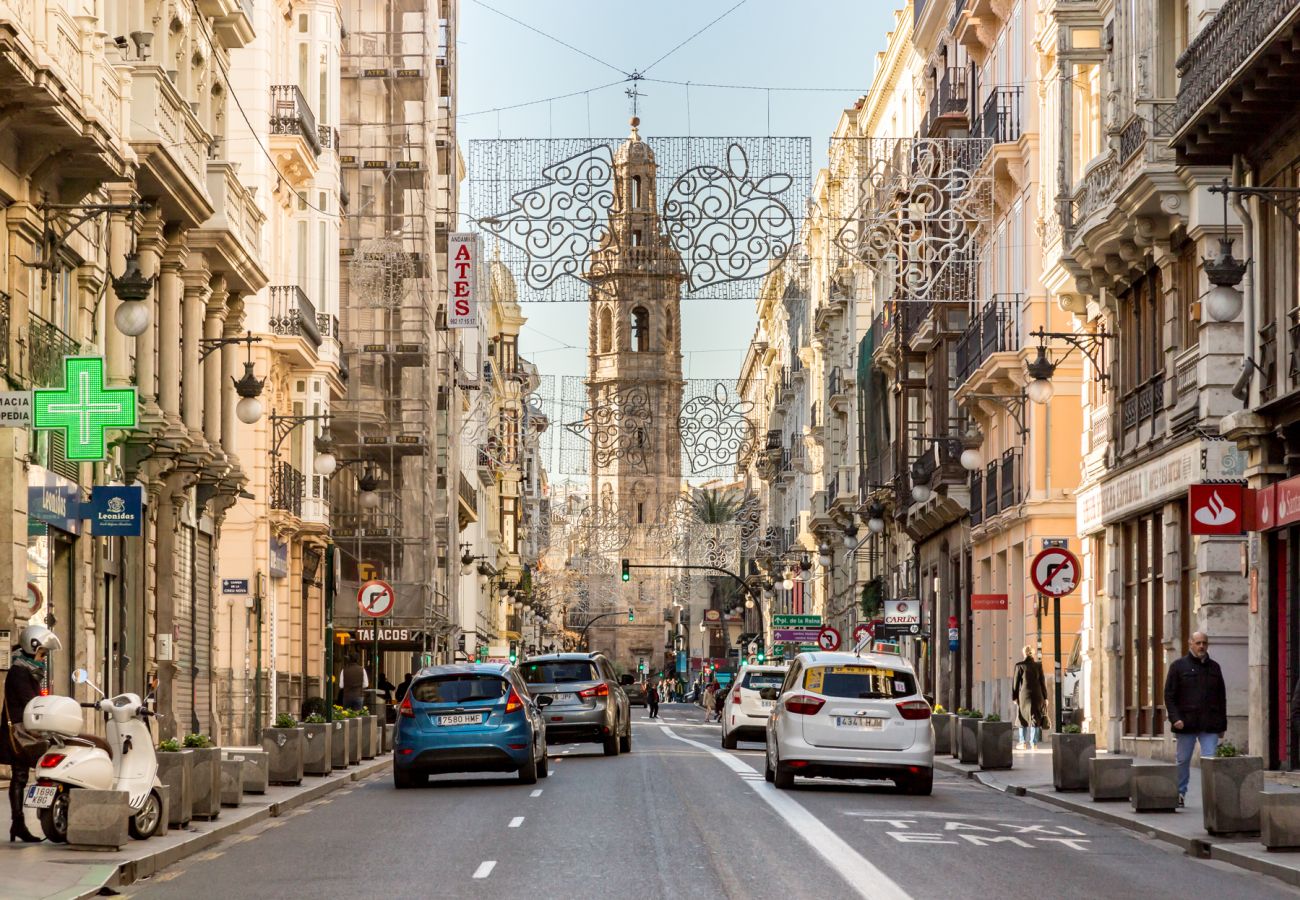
left=1188, top=483, right=1245, bottom=535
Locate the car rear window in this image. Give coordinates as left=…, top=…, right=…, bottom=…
left=519, top=661, right=598, bottom=684
left=741, top=672, right=785, bottom=692
left=410, top=675, right=506, bottom=703
left=803, top=665, right=915, bottom=699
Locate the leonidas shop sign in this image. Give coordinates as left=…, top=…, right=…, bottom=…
left=1078, top=438, right=1246, bottom=534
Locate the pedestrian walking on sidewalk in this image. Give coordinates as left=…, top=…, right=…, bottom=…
left=2, top=625, right=62, bottom=843
left=1164, top=631, right=1227, bottom=807
left=395, top=672, right=413, bottom=703
left=647, top=679, right=660, bottom=719
left=703, top=681, right=717, bottom=721
left=340, top=655, right=369, bottom=711
left=1013, top=646, right=1049, bottom=750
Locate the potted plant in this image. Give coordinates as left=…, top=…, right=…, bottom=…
left=329, top=710, right=349, bottom=769
left=977, top=713, right=1013, bottom=770
left=931, top=704, right=954, bottom=755
left=1202, top=741, right=1264, bottom=835
left=1052, top=724, right=1096, bottom=792
left=333, top=705, right=363, bottom=765
left=155, top=738, right=193, bottom=829
left=957, top=709, right=982, bottom=764
left=262, top=713, right=305, bottom=785
left=184, top=733, right=222, bottom=820
left=301, top=713, right=333, bottom=777
left=360, top=705, right=377, bottom=760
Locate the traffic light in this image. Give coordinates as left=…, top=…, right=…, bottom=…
left=621, top=558, right=630, bottom=582
left=627, top=608, right=635, bottom=623
left=508, top=640, right=518, bottom=664
left=756, top=638, right=766, bottom=664
left=638, top=658, right=646, bottom=673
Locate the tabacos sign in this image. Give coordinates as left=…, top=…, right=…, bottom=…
left=447, top=233, right=479, bottom=329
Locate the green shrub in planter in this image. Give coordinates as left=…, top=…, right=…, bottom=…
left=1215, top=741, right=1240, bottom=758
left=158, top=738, right=182, bottom=753
left=1063, top=724, right=1082, bottom=734
left=183, top=733, right=213, bottom=749
left=274, top=713, right=298, bottom=729
left=984, top=713, right=1001, bottom=722
left=305, top=713, right=327, bottom=724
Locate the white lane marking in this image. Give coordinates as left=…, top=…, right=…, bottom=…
left=659, top=725, right=912, bottom=900
left=530, top=789, right=543, bottom=798
left=473, top=861, right=496, bottom=879
left=509, top=816, right=524, bottom=828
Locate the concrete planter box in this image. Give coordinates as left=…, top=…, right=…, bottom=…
left=219, top=759, right=244, bottom=806
left=1052, top=733, right=1096, bottom=792
left=330, top=720, right=349, bottom=769
left=383, top=723, right=394, bottom=753
left=1261, top=791, right=1300, bottom=849
left=949, top=715, right=962, bottom=757
left=360, top=715, right=376, bottom=759
left=347, top=718, right=362, bottom=764
left=302, top=723, right=333, bottom=776
left=1131, top=761, right=1179, bottom=812
left=189, top=746, right=222, bottom=820
left=931, top=714, right=954, bottom=755
left=67, top=789, right=131, bottom=849
left=156, top=749, right=193, bottom=828
left=957, top=716, right=980, bottom=764
left=977, top=721, right=1014, bottom=770
left=1090, top=756, right=1133, bottom=801
left=1202, top=755, right=1264, bottom=835
left=262, top=727, right=305, bottom=785
left=223, top=749, right=269, bottom=794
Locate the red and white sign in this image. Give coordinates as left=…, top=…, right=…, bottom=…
left=971, top=593, right=1009, bottom=611
left=447, top=233, right=479, bottom=328
left=1255, top=483, right=1276, bottom=530
left=1030, top=548, right=1080, bottom=598
left=1274, top=476, right=1300, bottom=529
left=358, top=579, right=395, bottom=618
left=853, top=622, right=875, bottom=646
left=1188, top=483, right=1245, bottom=535
left=884, top=599, right=920, bottom=626
left=817, top=625, right=841, bottom=652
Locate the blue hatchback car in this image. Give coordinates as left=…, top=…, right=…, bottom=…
left=393, top=663, right=552, bottom=788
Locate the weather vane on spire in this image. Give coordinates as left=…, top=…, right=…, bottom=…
left=625, top=71, right=646, bottom=119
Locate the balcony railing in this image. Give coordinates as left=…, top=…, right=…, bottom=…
left=317, top=124, right=340, bottom=151
left=1070, top=154, right=1119, bottom=232
left=765, top=429, right=783, bottom=451
left=828, top=366, right=846, bottom=400
left=926, top=66, right=968, bottom=134
left=271, top=460, right=305, bottom=517
left=270, top=84, right=321, bottom=155
left=955, top=295, right=1021, bottom=384
left=269, top=285, right=322, bottom=347
left=1120, top=375, right=1165, bottom=431
left=983, top=461, right=998, bottom=521
left=27, top=311, right=78, bottom=387
left=969, top=470, right=983, bottom=526
left=317, top=313, right=340, bottom=341
left=999, top=447, right=1022, bottom=510
left=979, top=86, right=1023, bottom=146
left=1118, top=115, right=1146, bottom=164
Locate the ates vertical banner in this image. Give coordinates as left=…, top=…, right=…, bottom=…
left=448, top=232, right=480, bottom=328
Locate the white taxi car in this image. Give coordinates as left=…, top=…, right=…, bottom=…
left=721, top=663, right=787, bottom=749
left=764, top=649, right=933, bottom=794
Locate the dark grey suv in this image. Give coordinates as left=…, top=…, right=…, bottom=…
left=519, top=653, right=632, bottom=756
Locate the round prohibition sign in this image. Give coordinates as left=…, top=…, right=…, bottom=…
left=853, top=622, right=874, bottom=646
left=358, top=580, right=395, bottom=618
left=1030, top=548, right=1080, bottom=598
left=817, top=625, right=842, bottom=652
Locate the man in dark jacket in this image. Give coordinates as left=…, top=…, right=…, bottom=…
left=3, top=624, right=61, bottom=842
left=1164, top=631, right=1227, bottom=806
left=1012, top=646, right=1049, bottom=750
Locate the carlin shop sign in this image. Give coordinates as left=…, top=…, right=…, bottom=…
left=447, top=233, right=480, bottom=328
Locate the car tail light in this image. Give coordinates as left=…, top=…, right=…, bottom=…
left=505, top=688, right=524, bottom=713
left=399, top=693, right=414, bottom=718
left=577, top=683, right=609, bottom=699
left=784, top=695, right=825, bottom=715
left=897, top=700, right=932, bottom=720
left=38, top=753, right=66, bottom=768
left=732, top=690, right=741, bottom=705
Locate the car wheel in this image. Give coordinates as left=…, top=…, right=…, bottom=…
left=619, top=728, right=632, bottom=753
left=518, top=750, right=538, bottom=785
left=603, top=721, right=621, bottom=757
left=393, top=768, right=426, bottom=790
left=721, top=727, right=737, bottom=750
left=772, top=748, right=795, bottom=790
left=764, top=749, right=775, bottom=783
left=900, top=767, right=933, bottom=796
left=538, top=748, right=550, bottom=779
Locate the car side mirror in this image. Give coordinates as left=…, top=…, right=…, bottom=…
left=760, top=688, right=778, bottom=701
left=619, top=674, right=634, bottom=686
left=536, top=695, right=553, bottom=708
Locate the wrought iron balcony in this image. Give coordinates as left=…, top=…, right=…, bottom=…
left=1069, top=154, right=1119, bottom=234
left=316, top=313, right=340, bottom=341
left=27, top=311, right=78, bottom=387
left=999, top=447, right=1021, bottom=510
left=271, top=460, right=305, bottom=517
left=983, top=460, right=997, bottom=521
left=955, top=295, right=1021, bottom=385
left=765, top=429, right=783, bottom=451
left=926, top=67, right=968, bottom=135
left=270, top=85, right=321, bottom=156
left=1120, top=374, right=1165, bottom=432
left=269, top=285, right=322, bottom=347
left=979, top=86, right=1023, bottom=146
left=969, top=470, right=983, bottom=526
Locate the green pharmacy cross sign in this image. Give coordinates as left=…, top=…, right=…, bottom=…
left=32, top=357, right=137, bottom=461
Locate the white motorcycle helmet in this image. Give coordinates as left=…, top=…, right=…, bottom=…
left=18, top=623, right=62, bottom=656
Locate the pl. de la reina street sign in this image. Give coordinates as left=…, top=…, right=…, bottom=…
left=32, top=357, right=136, bottom=461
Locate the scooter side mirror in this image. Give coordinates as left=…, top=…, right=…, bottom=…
left=71, top=668, right=89, bottom=684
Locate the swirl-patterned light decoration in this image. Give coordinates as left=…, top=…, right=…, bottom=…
left=677, top=382, right=757, bottom=475
left=564, top=383, right=653, bottom=471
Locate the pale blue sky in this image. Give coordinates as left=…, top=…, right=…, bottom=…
left=457, top=0, right=901, bottom=381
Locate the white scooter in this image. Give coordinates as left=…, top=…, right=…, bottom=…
left=22, top=668, right=164, bottom=843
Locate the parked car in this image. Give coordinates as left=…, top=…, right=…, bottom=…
left=393, top=663, right=551, bottom=789
left=721, top=664, right=787, bottom=749
left=518, top=653, right=632, bottom=756
left=765, top=649, right=933, bottom=795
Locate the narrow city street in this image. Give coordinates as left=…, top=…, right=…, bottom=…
left=122, top=705, right=1292, bottom=900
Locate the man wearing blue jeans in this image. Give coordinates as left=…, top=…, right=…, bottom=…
left=1163, top=632, right=1227, bottom=807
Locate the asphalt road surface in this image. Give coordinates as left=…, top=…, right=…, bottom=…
left=125, top=703, right=1295, bottom=900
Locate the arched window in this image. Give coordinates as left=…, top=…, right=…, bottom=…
left=631, top=175, right=642, bottom=208
left=599, top=306, right=612, bottom=353
left=631, top=306, right=649, bottom=351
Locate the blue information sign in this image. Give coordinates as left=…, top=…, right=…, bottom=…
left=87, top=485, right=143, bottom=536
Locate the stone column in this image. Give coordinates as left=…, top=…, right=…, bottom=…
left=220, top=298, right=245, bottom=461
left=203, top=278, right=227, bottom=449
left=134, top=213, right=166, bottom=419
left=158, top=238, right=186, bottom=431
left=182, top=262, right=211, bottom=442
left=104, top=188, right=136, bottom=388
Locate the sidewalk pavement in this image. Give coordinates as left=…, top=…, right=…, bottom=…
left=0, top=754, right=393, bottom=900
left=935, top=747, right=1300, bottom=889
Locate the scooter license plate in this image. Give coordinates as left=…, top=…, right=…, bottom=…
left=24, top=785, right=56, bottom=809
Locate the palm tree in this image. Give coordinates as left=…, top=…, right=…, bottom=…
left=687, top=487, right=745, bottom=524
